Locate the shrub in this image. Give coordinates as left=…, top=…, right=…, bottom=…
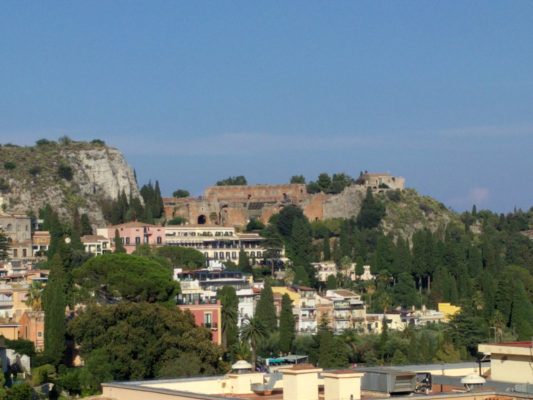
left=0, top=178, right=10, bottom=193
left=3, top=162, right=16, bottom=170
left=91, top=139, right=105, bottom=146
left=58, top=135, right=73, bottom=145
left=386, top=190, right=402, bottom=202
left=168, top=216, right=187, bottom=225
left=28, top=166, right=41, bottom=176
left=57, top=165, right=73, bottom=181
left=35, top=139, right=53, bottom=146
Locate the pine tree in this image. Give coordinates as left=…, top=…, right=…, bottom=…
left=70, top=208, right=84, bottom=251
left=255, top=281, right=277, bottom=333
left=279, top=294, right=295, bottom=353
left=114, top=229, right=126, bottom=253
left=43, top=254, right=67, bottom=365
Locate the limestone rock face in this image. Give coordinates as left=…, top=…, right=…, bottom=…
left=0, top=142, right=140, bottom=225
left=322, top=186, right=366, bottom=219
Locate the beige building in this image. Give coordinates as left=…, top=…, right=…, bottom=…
left=81, top=235, right=111, bottom=255
left=478, top=341, right=533, bottom=384
left=357, top=172, right=405, bottom=191
left=0, top=213, right=32, bottom=259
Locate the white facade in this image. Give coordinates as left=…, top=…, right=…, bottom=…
left=236, top=288, right=254, bottom=327
left=164, top=225, right=268, bottom=261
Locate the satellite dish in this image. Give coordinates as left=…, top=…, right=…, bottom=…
left=461, top=374, right=486, bottom=391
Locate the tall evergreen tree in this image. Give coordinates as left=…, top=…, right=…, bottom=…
left=43, top=254, right=67, bottom=365
left=238, top=250, right=252, bottom=273
left=113, top=229, right=126, bottom=253
left=0, top=231, right=8, bottom=260
left=153, top=180, right=164, bottom=218
left=322, top=237, right=331, bottom=261
left=356, top=188, right=385, bottom=229
left=255, top=281, right=277, bottom=333
left=80, top=214, right=93, bottom=236
left=279, top=294, right=295, bottom=353
left=218, top=286, right=239, bottom=351
left=510, top=281, right=533, bottom=340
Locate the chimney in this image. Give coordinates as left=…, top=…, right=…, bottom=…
left=282, top=364, right=322, bottom=400
left=323, top=370, right=364, bottom=400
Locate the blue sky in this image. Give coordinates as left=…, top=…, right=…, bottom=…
left=1, top=1, right=532, bottom=212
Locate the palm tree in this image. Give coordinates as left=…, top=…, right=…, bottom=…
left=240, top=316, right=267, bottom=368
left=221, top=302, right=238, bottom=350
left=25, top=281, right=44, bottom=311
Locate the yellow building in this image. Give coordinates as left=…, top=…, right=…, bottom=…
left=438, top=302, right=461, bottom=321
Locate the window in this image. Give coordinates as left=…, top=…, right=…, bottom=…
left=38, top=331, right=42, bottom=337
left=125, top=237, right=130, bottom=245
left=135, top=237, right=141, bottom=245
left=156, top=237, right=162, bottom=244
left=251, top=251, right=255, bottom=257
left=22, top=249, right=27, bottom=257
left=219, top=252, right=224, bottom=259
left=226, top=252, right=230, bottom=259
left=204, top=313, right=212, bottom=327
left=257, top=251, right=261, bottom=257
left=13, top=249, right=17, bottom=258
left=232, top=252, right=237, bottom=259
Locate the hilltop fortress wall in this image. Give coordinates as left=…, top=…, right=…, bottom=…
left=164, top=173, right=403, bottom=227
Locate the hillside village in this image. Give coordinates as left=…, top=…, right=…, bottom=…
left=1, top=141, right=533, bottom=399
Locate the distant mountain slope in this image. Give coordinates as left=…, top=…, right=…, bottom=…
left=0, top=139, right=140, bottom=224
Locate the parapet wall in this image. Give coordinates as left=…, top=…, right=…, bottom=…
left=203, top=184, right=307, bottom=203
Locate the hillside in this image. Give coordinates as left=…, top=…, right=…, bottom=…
left=0, top=139, right=140, bottom=225
left=378, top=188, right=462, bottom=240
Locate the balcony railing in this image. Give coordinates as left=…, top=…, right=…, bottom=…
left=202, top=322, right=218, bottom=330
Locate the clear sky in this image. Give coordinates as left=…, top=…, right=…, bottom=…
left=1, top=1, right=532, bottom=212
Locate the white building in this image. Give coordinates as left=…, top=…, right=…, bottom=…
left=164, top=225, right=270, bottom=262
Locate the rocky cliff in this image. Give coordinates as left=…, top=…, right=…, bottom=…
left=0, top=140, right=140, bottom=225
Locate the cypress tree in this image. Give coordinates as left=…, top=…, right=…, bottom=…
left=279, top=294, right=295, bottom=353
left=238, top=250, right=252, bottom=273
left=43, top=254, right=67, bottom=365
left=80, top=213, right=93, bottom=236
left=154, top=180, right=164, bottom=218
left=255, top=281, right=277, bottom=333
left=114, top=229, right=126, bottom=253
left=322, top=238, right=331, bottom=261
left=510, top=281, right=533, bottom=340
left=0, top=231, right=8, bottom=260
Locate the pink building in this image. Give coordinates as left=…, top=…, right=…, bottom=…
left=97, top=222, right=165, bottom=254
left=177, top=301, right=222, bottom=346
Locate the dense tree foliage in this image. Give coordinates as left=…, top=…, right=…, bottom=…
left=172, top=189, right=190, bottom=198
left=68, top=302, right=224, bottom=391
left=216, top=176, right=247, bottom=186
left=155, top=246, right=206, bottom=268
left=74, top=253, right=180, bottom=303
left=306, top=172, right=353, bottom=194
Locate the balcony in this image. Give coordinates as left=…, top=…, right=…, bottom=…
left=202, top=322, right=218, bottom=330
